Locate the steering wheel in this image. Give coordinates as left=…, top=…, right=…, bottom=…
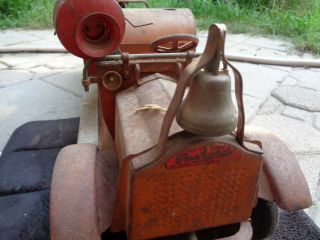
left=151, top=34, right=199, bottom=53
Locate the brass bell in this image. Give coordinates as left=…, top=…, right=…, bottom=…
left=177, top=68, right=238, bottom=136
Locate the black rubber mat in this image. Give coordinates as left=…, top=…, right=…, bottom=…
left=0, top=118, right=79, bottom=240
left=0, top=118, right=320, bottom=240
left=273, top=210, right=320, bottom=239
left=2, top=118, right=79, bottom=153
left=0, top=149, right=60, bottom=196
left=0, top=190, right=50, bottom=240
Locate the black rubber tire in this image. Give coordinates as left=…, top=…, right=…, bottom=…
left=251, top=198, right=279, bottom=240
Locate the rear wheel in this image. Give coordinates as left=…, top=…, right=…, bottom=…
left=251, top=198, right=279, bottom=240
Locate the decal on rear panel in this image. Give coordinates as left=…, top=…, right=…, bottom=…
left=166, top=143, right=241, bottom=169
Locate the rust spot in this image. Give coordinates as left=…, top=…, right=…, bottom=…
left=141, top=207, right=150, bottom=214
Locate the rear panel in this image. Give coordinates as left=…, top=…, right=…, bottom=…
left=130, top=141, right=262, bottom=239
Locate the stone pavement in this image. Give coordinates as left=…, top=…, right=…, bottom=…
left=0, top=29, right=320, bottom=225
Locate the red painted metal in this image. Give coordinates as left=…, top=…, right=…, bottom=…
left=151, top=34, right=199, bottom=53
left=70, top=7, right=196, bottom=136
left=50, top=144, right=118, bottom=240
left=51, top=0, right=313, bottom=237
left=246, top=126, right=312, bottom=211
left=120, top=9, right=196, bottom=53
left=54, top=0, right=125, bottom=59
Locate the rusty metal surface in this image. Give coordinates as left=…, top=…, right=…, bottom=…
left=130, top=24, right=262, bottom=175
left=102, top=71, right=123, bottom=91
left=257, top=168, right=274, bottom=202
left=115, top=74, right=183, bottom=159
left=111, top=75, right=182, bottom=233
left=111, top=75, right=179, bottom=233
left=48, top=2, right=312, bottom=239
left=151, top=34, right=199, bottom=53
left=54, top=0, right=125, bottom=59
left=49, top=6, right=311, bottom=237
left=82, top=53, right=198, bottom=92
left=84, top=52, right=201, bottom=63
left=50, top=144, right=118, bottom=240
left=129, top=134, right=262, bottom=239
left=110, top=25, right=266, bottom=238
left=245, top=126, right=312, bottom=211
left=96, top=150, right=119, bottom=232
left=120, top=8, right=196, bottom=53
left=89, top=56, right=193, bottom=137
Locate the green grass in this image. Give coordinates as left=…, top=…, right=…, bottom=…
left=0, top=0, right=54, bottom=29
left=0, top=0, right=319, bottom=54
left=146, top=0, right=320, bottom=54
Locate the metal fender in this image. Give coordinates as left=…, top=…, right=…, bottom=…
left=245, top=126, right=312, bottom=211
left=50, top=144, right=118, bottom=240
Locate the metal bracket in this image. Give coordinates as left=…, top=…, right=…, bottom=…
left=82, top=76, right=101, bottom=92
left=121, top=53, right=131, bottom=79
left=134, top=63, right=141, bottom=82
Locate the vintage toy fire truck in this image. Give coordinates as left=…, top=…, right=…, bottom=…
left=1, top=0, right=312, bottom=239
left=50, top=0, right=312, bottom=239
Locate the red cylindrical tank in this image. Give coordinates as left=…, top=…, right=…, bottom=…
left=54, top=0, right=126, bottom=59
left=120, top=8, right=196, bottom=53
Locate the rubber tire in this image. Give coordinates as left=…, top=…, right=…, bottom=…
left=251, top=198, right=279, bottom=240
